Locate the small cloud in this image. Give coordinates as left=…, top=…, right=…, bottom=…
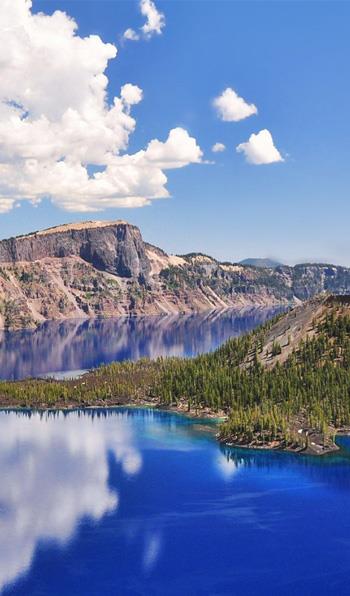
left=140, top=0, right=165, bottom=38
left=212, top=142, right=226, bottom=153
left=124, top=0, right=165, bottom=43
left=123, top=28, right=140, bottom=42
left=144, top=127, right=203, bottom=169
left=213, top=87, right=257, bottom=122
left=120, top=83, right=143, bottom=107
left=236, top=129, right=284, bottom=165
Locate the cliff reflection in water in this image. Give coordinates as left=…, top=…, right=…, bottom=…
left=0, top=307, right=283, bottom=380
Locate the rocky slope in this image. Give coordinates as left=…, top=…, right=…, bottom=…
left=1, top=220, right=350, bottom=329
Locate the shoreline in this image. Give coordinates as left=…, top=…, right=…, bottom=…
left=220, top=436, right=340, bottom=457
left=0, top=397, right=343, bottom=457
left=0, top=302, right=287, bottom=333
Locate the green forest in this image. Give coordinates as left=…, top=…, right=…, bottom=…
left=152, top=309, right=350, bottom=448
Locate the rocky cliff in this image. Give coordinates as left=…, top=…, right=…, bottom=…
left=0, top=221, right=150, bottom=281
left=1, top=220, right=350, bottom=329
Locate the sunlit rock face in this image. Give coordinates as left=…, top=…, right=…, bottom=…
left=0, top=410, right=142, bottom=592
left=0, top=221, right=150, bottom=281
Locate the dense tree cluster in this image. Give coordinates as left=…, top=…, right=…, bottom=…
left=155, top=310, right=350, bottom=447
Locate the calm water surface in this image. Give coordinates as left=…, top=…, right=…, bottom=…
left=0, top=308, right=283, bottom=380
left=1, top=408, right=350, bottom=596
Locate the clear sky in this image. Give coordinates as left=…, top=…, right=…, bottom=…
left=0, top=0, right=349, bottom=265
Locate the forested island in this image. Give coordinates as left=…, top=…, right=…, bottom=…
left=1, top=294, right=350, bottom=456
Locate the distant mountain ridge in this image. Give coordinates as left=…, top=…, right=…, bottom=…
left=239, top=258, right=283, bottom=268
left=1, top=220, right=350, bottom=329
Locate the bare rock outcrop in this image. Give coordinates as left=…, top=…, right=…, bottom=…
left=0, top=221, right=150, bottom=282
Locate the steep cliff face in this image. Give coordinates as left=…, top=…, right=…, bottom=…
left=1, top=221, right=350, bottom=329
left=0, top=221, right=150, bottom=281
left=168, top=258, right=350, bottom=304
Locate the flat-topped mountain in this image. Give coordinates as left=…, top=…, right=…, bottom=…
left=1, top=220, right=350, bottom=329
left=0, top=220, right=150, bottom=281
left=21, top=221, right=129, bottom=236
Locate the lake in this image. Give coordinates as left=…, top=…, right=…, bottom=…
left=0, top=308, right=283, bottom=380
left=1, top=408, right=350, bottom=595
left=2, top=307, right=349, bottom=595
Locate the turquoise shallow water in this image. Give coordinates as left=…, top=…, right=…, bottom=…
left=1, top=408, right=350, bottom=596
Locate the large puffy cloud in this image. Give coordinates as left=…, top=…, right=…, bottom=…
left=123, top=0, right=165, bottom=42
left=236, top=129, right=284, bottom=165
left=0, top=127, right=202, bottom=213
left=213, top=87, right=257, bottom=122
left=0, top=0, right=200, bottom=214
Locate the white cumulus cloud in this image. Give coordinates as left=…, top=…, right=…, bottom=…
left=236, top=129, right=284, bottom=165
left=140, top=0, right=165, bottom=38
left=123, top=0, right=165, bottom=42
left=143, top=127, right=202, bottom=169
left=0, top=0, right=200, bottom=214
left=120, top=83, right=143, bottom=106
left=212, top=142, right=226, bottom=153
left=213, top=87, right=258, bottom=122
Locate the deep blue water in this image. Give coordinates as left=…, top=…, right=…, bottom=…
left=0, top=308, right=283, bottom=380
left=1, top=408, right=350, bottom=596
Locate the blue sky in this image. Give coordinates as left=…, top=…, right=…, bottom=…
left=1, top=0, right=349, bottom=265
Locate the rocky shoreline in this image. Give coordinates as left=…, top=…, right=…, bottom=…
left=0, top=388, right=340, bottom=457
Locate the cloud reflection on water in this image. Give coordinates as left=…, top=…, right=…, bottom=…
left=0, top=410, right=141, bottom=592
left=1, top=408, right=348, bottom=594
